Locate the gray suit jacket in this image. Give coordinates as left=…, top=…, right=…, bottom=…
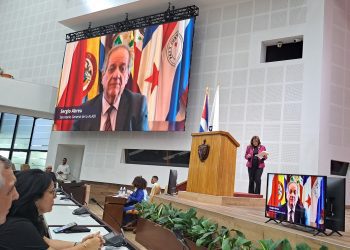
left=73, top=89, right=148, bottom=131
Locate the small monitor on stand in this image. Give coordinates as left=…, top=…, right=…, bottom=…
left=167, top=169, right=178, bottom=195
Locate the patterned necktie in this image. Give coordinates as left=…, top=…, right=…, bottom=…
left=104, top=106, right=115, bottom=131
left=289, top=210, right=293, bottom=222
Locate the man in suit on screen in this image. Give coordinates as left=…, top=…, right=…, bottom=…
left=283, top=181, right=306, bottom=224
left=73, top=45, right=149, bottom=131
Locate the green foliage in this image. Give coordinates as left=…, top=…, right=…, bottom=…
left=295, top=243, right=311, bottom=250
left=136, top=201, right=320, bottom=250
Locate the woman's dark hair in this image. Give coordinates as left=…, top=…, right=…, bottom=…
left=250, top=136, right=261, bottom=147
left=140, top=177, right=147, bottom=189
left=132, top=176, right=145, bottom=189
left=9, top=169, right=52, bottom=235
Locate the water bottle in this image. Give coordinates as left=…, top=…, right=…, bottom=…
left=123, top=187, right=127, bottom=195
left=118, top=186, right=123, bottom=196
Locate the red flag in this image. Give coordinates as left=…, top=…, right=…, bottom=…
left=55, top=40, right=87, bottom=131
left=267, top=175, right=280, bottom=217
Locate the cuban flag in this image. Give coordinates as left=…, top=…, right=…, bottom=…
left=199, top=88, right=209, bottom=132
left=209, top=84, right=219, bottom=131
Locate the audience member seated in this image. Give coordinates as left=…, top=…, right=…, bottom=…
left=1, top=169, right=103, bottom=249
left=45, top=165, right=57, bottom=185
left=150, top=175, right=161, bottom=201
left=142, top=178, right=149, bottom=202
left=20, top=163, right=30, bottom=171
left=123, top=176, right=146, bottom=228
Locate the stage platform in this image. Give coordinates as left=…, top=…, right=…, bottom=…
left=153, top=192, right=350, bottom=250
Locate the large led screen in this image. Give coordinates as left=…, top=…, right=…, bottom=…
left=265, top=173, right=326, bottom=230
left=54, top=18, right=195, bottom=132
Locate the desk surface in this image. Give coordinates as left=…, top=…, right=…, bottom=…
left=55, top=195, right=76, bottom=205
left=48, top=226, right=109, bottom=242
left=44, top=205, right=100, bottom=226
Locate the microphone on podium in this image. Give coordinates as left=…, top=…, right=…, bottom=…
left=90, top=198, right=126, bottom=247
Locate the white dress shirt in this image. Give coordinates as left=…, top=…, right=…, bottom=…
left=287, top=204, right=296, bottom=222
left=100, top=95, right=120, bottom=131
left=56, top=164, right=70, bottom=181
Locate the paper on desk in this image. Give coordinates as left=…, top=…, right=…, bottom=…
left=256, top=151, right=268, bottom=159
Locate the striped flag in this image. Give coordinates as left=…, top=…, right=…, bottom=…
left=267, top=174, right=286, bottom=218
left=302, top=176, right=312, bottom=225
left=86, top=37, right=100, bottom=101
left=199, top=88, right=209, bottom=132
left=166, top=18, right=194, bottom=125
left=135, top=18, right=195, bottom=130
left=55, top=40, right=87, bottom=131
left=316, top=177, right=325, bottom=228
left=130, top=29, right=144, bottom=93
left=310, top=177, right=320, bottom=226
left=137, top=25, right=163, bottom=123
left=209, top=84, right=219, bottom=131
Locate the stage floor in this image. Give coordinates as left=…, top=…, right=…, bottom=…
left=153, top=193, right=350, bottom=250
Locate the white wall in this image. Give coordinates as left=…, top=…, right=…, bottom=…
left=47, top=131, right=191, bottom=187
left=0, top=77, right=57, bottom=119
left=319, top=0, right=350, bottom=204
left=47, top=0, right=326, bottom=192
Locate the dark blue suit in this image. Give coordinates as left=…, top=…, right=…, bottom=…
left=73, top=89, right=148, bottom=131
left=278, top=202, right=306, bottom=225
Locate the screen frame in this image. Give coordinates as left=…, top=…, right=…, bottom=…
left=265, top=172, right=327, bottom=231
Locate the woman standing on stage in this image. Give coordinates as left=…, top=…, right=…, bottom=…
left=245, top=136, right=267, bottom=194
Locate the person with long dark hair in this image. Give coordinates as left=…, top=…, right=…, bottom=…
left=245, top=136, right=268, bottom=194
left=0, top=169, right=103, bottom=249
left=122, top=176, right=146, bottom=227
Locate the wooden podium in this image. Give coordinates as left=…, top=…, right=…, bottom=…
left=186, top=131, right=240, bottom=196
left=103, top=196, right=127, bottom=232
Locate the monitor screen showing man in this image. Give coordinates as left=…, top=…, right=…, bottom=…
left=72, top=45, right=149, bottom=131
left=285, top=181, right=305, bottom=224
left=54, top=18, right=195, bottom=132
left=265, top=174, right=326, bottom=230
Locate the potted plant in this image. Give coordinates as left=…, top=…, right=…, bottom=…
left=135, top=202, right=327, bottom=250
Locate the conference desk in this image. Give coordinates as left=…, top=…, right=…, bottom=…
left=54, top=194, right=76, bottom=205
left=103, top=196, right=127, bottom=233
left=44, top=191, right=135, bottom=250
left=45, top=205, right=100, bottom=226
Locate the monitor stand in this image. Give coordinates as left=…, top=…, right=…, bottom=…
left=265, top=218, right=281, bottom=224
left=313, top=229, right=327, bottom=236
left=327, top=230, right=342, bottom=236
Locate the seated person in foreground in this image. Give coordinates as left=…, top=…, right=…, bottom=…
left=0, top=169, right=103, bottom=250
